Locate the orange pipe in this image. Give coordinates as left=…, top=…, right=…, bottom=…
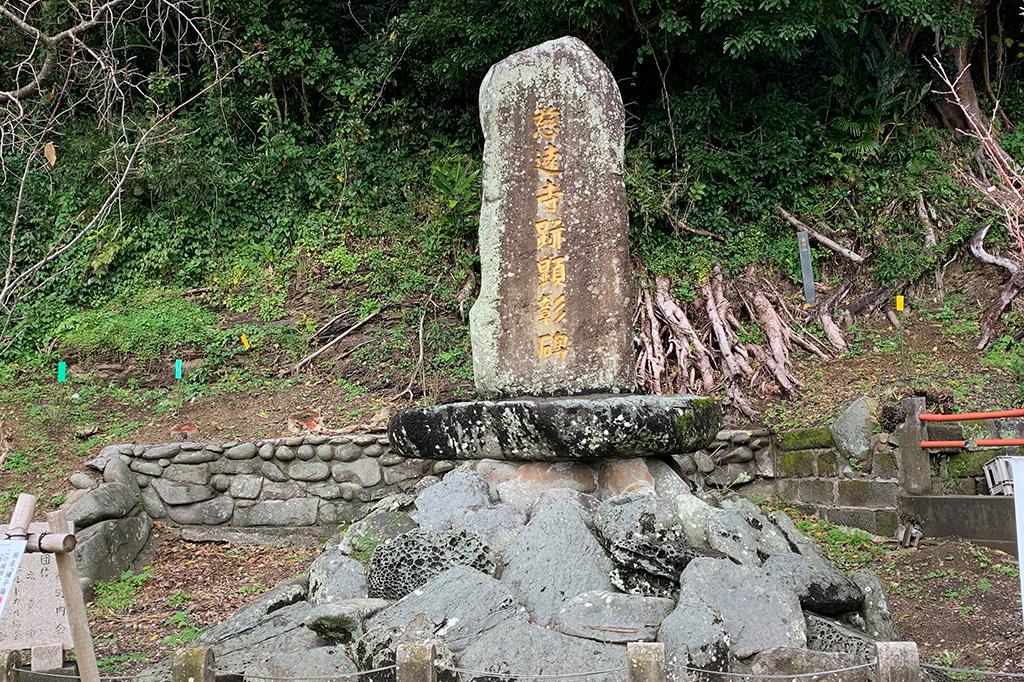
left=921, top=438, right=1024, bottom=448
left=919, top=408, right=1024, bottom=422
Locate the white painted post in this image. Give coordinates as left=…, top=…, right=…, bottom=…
left=1010, top=457, right=1024, bottom=633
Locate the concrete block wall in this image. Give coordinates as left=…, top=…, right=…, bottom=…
left=765, top=427, right=900, bottom=535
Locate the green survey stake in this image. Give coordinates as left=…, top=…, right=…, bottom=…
left=57, top=361, right=67, bottom=383
left=175, top=358, right=183, bottom=380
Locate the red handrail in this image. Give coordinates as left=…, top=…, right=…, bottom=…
left=919, top=408, right=1024, bottom=422
left=921, top=438, right=1024, bottom=448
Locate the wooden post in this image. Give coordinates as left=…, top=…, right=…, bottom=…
left=627, top=642, right=665, bottom=682
left=898, top=397, right=932, bottom=495
left=6, top=494, right=36, bottom=538
left=0, top=651, right=20, bottom=682
left=171, top=646, right=215, bottom=682
left=396, top=641, right=437, bottom=682
left=876, top=642, right=920, bottom=682
left=46, top=511, right=99, bottom=682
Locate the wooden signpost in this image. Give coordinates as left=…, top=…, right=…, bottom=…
left=0, top=494, right=99, bottom=682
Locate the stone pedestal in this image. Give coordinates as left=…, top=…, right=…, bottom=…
left=388, top=395, right=721, bottom=461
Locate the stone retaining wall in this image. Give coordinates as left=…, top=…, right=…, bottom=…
left=85, top=433, right=454, bottom=528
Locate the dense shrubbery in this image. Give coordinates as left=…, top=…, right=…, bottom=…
left=2, top=0, right=1019, bottom=360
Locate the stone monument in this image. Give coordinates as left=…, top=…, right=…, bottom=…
left=470, top=35, right=634, bottom=397
left=389, top=37, right=720, bottom=461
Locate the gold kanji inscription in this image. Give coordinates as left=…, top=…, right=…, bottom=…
left=536, top=179, right=564, bottom=214
left=538, top=331, right=570, bottom=361
left=537, top=256, right=566, bottom=287
left=533, top=106, right=561, bottom=140
left=537, top=293, right=566, bottom=325
left=535, top=143, right=562, bottom=174
left=535, top=219, right=565, bottom=250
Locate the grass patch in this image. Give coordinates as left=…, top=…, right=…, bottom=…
left=56, top=290, right=217, bottom=360
left=92, top=568, right=153, bottom=612
left=96, top=653, right=149, bottom=674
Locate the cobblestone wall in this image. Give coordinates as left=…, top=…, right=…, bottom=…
left=86, top=433, right=454, bottom=528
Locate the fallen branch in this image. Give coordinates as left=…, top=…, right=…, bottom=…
left=777, top=207, right=866, bottom=264
left=292, top=311, right=379, bottom=375
left=662, top=207, right=725, bottom=242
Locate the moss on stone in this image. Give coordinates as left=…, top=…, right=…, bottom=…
left=780, top=428, right=833, bottom=451
left=779, top=450, right=816, bottom=477
left=816, top=452, right=838, bottom=477
left=945, top=450, right=992, bottom=479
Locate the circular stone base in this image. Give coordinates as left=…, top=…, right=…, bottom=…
left=387, top=394, right=722, bottom=461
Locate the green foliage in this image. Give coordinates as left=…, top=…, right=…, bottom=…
left=0, top=0, right=1003, bottom=364
left=56, top=292, right=216, bottom=360
left=93, top=568, right=153, bottom=612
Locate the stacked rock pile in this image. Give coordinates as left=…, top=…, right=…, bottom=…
left=152, top=461, right=902, bottom=681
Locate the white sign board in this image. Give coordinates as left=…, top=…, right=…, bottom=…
left=0, top=522, right=73, bottom=650
left=0, top=539, right=27, bottom=618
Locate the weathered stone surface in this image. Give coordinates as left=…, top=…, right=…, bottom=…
left=166, top=495, right=234, bottom=525
left=209, top=458, right=258, bottom=475
left=275, top=445, right=295, bottom=461
left=260, top=481, right=300, bottom=500
left=289, top=461, right=330, bottom=482
left=458, top=619, right=626, bottom=681
left=593, top=491, right=658, bottom=545
left=677, top=558, right=807, bottom=659
left=364, top=566, right=527, bottom=652
left=469, top=37, right=635, bottom=397
left=338, top=499, right=413, bottom=548
left=225, top=442, right=257, bottom=460
left=303, top=599, right=390, bottom=643
left=414, top=469, right=490, bottom=526
left=228, top=474, right=263, bottom=499
left=658, top=601, right=731, bottom=674
left=597, top=458, right=654, bottom=497
left=245, top=646, right=356, bottom=681
left=389, top=395, right=720, bottom=460
left=102, top=457, right=138, bottom=490
left=67, top=482, right=137, bottom=528
left=233, top=499, right=319, bottom=526
left=261, top=461, right=288, bottom=482
left=174, top=449, right=216, bottom=464
left=308, top=551, right=367, bottom=605
left=830, top=396, right=879, bottom=462
left=163, top=463, right=210, bottom=485
left=330, top=459, right=382, bottom=486
left=201, top=599, right=322, bottom=673
left=605, top=519, right=724, bottom=599
left=70, top=473, right=97, bottom=490
left=848, top=569, right=894, bottom=640
left=142, top=443, right=178, bottom=460
left=718, top=497, right=792, bottom=555
left=140, top=486, right=166, bottom=519
left=705, top=511, right=772, bottom=565
left=750, top=648, right=870, bottom=682
left=501, top=498, right=613, bottom=625
left=76, top=515, right=152, bottom=584
left=805, top=614, right=877, bottom=661
left=151, top=478, right=216, bottom=505
left=762, top=552, right=864, bottom=615
left=307, top=482, right=342, bottom=499
left=494, top=461, right=597, bottom=513
left=367, top=529, right=496, bottom=600
left=129, top=460, right=163, bottom=477
left=550, top=590, right=674, bottom=643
